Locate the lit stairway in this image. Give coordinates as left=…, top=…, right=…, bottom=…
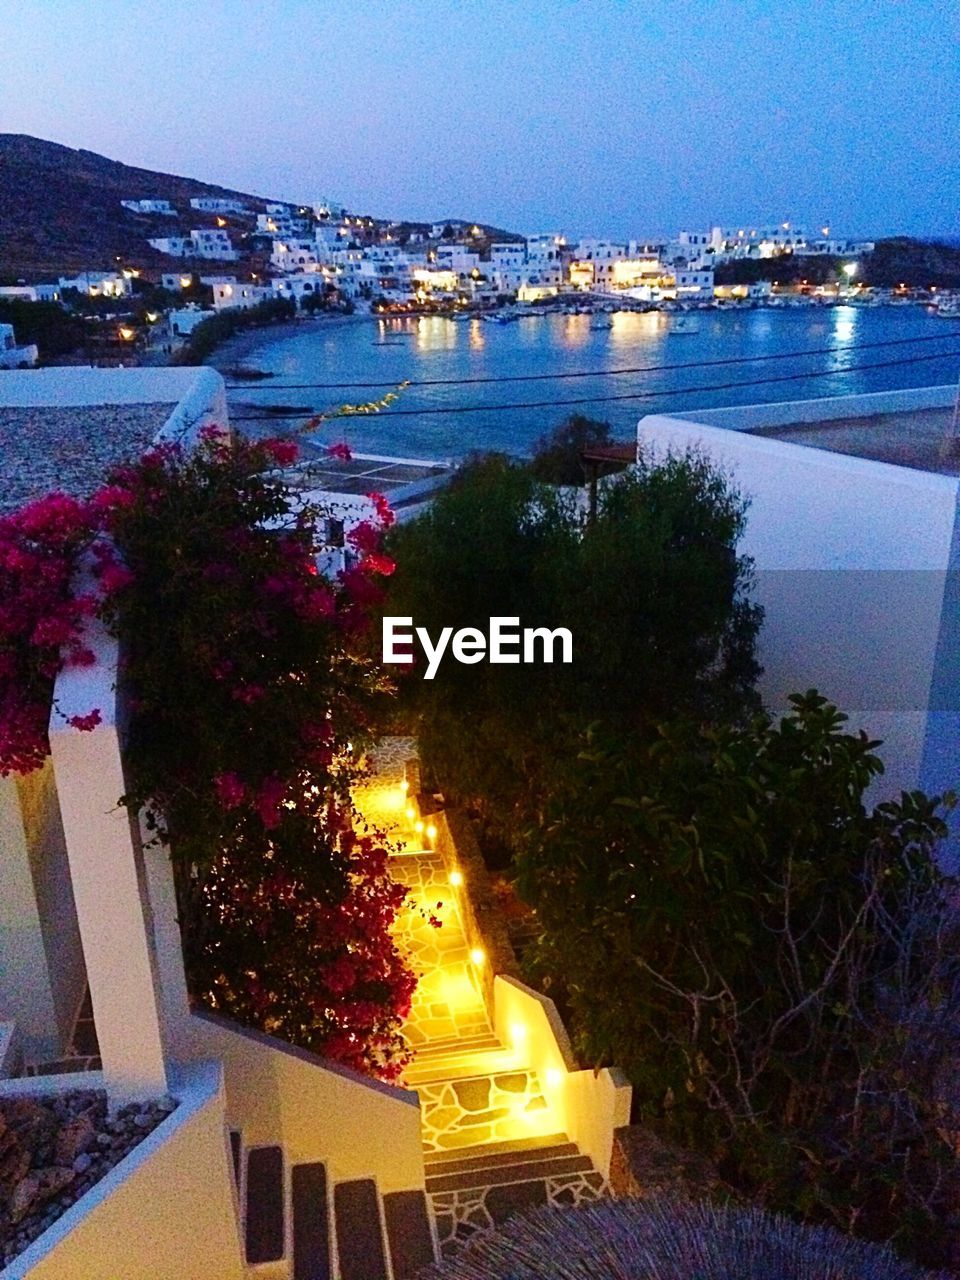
left=232, top=1129, right=437, bottom=1279
left=357, top=741, right=608, bottom=1258
left=391, top=846, right=606, bottom=1257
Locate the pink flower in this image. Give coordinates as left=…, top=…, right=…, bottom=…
left=347, top=520, right=380, bottom=554
left=326, top=442, right=352, bottom=462
left=214, top=772, right=246, bottom=809
left=262, top=437, right=300, bottom=466
left=99, top=563, right=135, bottom=594
left=362, top=552, right=396, bottom=577
left=257, top=776, right=287, bottom=829
left=67, top=709, right=101, bottom=732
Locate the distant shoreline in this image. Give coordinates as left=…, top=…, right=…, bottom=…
left=207, top=312, right=368, bottom=373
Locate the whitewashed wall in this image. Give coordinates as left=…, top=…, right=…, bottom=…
left=638, top=393, right=960, bottom=840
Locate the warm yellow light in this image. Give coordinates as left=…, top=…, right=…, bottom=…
left=400, top=778, right=409, bottom=793
left=545, top=1067, right=563, bottom=1088
left=843, top=262, right=858, bottom=279
left=405, top=806, right=415, bottom=821
left=449, top=869, right=463, bottom=887
left=510, top=1022, right=527, bottom=1043
left=470, top=948, right=485, bottom=967
left=118, top=326, right=135, bottom=341
left=426, top=823, right=437, bottom=842
left=180, top=275, right=192, bottom=287
left=414, top=820, right=424, bottom=835
left=145, top=311, right=159, bottom=323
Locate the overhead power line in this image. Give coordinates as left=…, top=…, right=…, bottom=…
left=226, top=329, right=960, bottom=392
left=229, top=346, right=960, bottom=421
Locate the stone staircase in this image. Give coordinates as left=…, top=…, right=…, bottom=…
left=387, top=838, right=605, bottom=1259
left=232, top=1129, right=437, bottom=1279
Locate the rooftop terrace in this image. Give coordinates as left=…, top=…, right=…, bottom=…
left=0, top=402, right=176, bottom=515
left=657, top=384, right=960, bottom=478
left=749, top=406, right=960, bottom=476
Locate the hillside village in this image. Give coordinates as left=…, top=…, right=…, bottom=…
left=14, top=134, right=958, bottom=368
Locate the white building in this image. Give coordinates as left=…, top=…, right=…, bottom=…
left=490, top=243, right=526, bottom=270
left=271, top=273, right=328, bottom=306
left=149, top=236, right=196, bottom=258
left=0, top=285, right=40, bottom=302
left=161, top=271, right=198, bottom=291
left=271, top=239, right=321, bottom=274
left=58, top=272, right=132, bottom=299
left=434, top=244, right=481, bottom=274
left=672, top=266, right=715, bottom=297
left=313, top=197, right=346, bottom=221
left=0, top=323, right=38, bottom=368
left=211, top=281, right=275, bottom=312
left=189, top=229, right=239, bottom=261
left=168, top=306, right=215, bottom=336
left=121, top=199, right=176, bottom=216
left=189, top=197, right=249, bottom=215
left=638, top=383, right=960, bottom=862
left=526, top=232, right=565, bottom=266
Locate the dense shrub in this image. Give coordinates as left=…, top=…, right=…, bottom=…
left=383, top=450, right=759, bottom=848
left=516, top=694, right=960, bottom=1263
left=528, top=413, right=613, bottom=485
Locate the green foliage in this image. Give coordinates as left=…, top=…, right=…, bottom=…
left=528, top=414, right=613, bottom=486
left=516, top=693, right=960, bottom=1264
left=175, top=295, right=296, bottom=363
left=0, top=299, right=84, bottom=357
left=383, top=451, right=759, bottom=850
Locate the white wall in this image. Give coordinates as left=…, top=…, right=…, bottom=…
left=638, top=391, right=960, bottom=814
left=493, top=976, right=632, bottom=1178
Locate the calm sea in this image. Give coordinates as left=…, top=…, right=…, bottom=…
left=220, top=305, right=960, bottom=461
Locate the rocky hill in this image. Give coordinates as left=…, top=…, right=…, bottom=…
left=0, top=135, right=275, bottom=280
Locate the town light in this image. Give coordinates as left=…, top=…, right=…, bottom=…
left=843, top=263, right=858, bottom=278
left=118, top=326, right=136, bottom=341
left=405, top=806, right=415, bottom=821
left=426, top=823, right=437, bottom=842
left=470, top=948, right=485, bottom=967
left=449, top=869, right=463, bottom=887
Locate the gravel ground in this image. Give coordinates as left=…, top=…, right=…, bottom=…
left=0, top=403, right=176, bottom=515
left=0, top=1089, right=176, bottom=1266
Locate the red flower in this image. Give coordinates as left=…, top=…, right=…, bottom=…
left=327, top=442, right=353, bottom=462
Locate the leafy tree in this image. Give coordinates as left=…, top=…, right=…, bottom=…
left=383, top=451, right=759, bottom=850
left=529, top=414, right=613, bottom=486
left=0, top=299, right=84, bottom=357
left=516, top=693, right=960, bottom=1264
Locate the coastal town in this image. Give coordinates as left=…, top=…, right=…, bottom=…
left=3, top=181, right=958, bottom=370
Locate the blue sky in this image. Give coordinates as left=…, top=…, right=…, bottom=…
left=1, top=0, right=957, bottom=240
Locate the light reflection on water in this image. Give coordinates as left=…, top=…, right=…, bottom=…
left=222, top=305, right=957, bottom=461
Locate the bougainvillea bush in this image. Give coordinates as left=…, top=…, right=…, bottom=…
left=0, top=428, right=415, bottom=1080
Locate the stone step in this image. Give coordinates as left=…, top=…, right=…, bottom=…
left=292, top=1162, right=332, bottom=1280
left=334, top=1177, right=389, bottom=1280
left=426, top=1151, right=593, bottom=1195
left=383, top=1189, right=437, bottom=1278
left=245, top=1145, right=285, bottom=1264
left=403, top=1047, right=520, bottom=1086
left=424, top=1140, right=578, bottom=1179
left=412, top=1032, right=503, bottom=1060
left=424, top=1132, right=570, bottom=1167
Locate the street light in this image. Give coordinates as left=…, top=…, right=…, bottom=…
left=842, top=262, right=857, bottom=298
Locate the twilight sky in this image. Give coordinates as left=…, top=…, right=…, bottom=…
left=1, top=0, right=957, bottom=241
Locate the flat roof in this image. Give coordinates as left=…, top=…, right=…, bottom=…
left=748, top=406, right=960, bottom=476
left=285, top=448, right=450, bottom=497
left=0, top=402, right=176, bottom=515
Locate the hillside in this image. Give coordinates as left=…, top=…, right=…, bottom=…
left=0, top=135, right=276, bottom=279
left=715, top=237, right=960, bottom=289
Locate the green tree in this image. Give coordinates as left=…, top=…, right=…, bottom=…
left=383, top=451, right=759, bottom=849
left=516, top=693, right=960, bottom=1264
left=529, top=413, right=613, bottom=486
